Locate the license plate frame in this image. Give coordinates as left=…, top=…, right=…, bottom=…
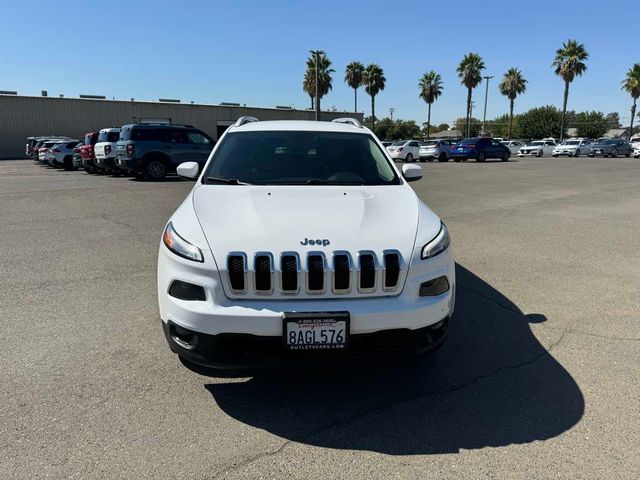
left=283, top=312, right=350, bottom=351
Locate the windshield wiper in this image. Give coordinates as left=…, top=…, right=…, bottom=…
left=204, top=176, right=252, bottom=185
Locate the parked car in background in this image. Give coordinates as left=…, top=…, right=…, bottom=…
left=552, top=139, right=591, bottom=157
left=31, top=137, right=69, bottom=162
left=381, top=141, right=393, bottom=148
left=419, top=140, right=451, bottom=162
left=629, top=135, right=640, bottom=150
left=37, top=141, right=64, bottom=164
left=94, top=128, right=122, bottom=174
left=115, top=123, right=214, bottom=180
left=501, top=140, right=525, bottom=154
left=450, top=137, right=510, bottom=162
left=49, top=140, right=81, bottom=169
left=517, top=140, right=557, bottom=157
left=72, top=142, right=84, bottom=169
left=386, top=140, right=421, bottom=162
left=587, top=139, right=632, bottom=158
left=633, top=146, right=640, bottom=158
left=79, top=131, right=100, bottom=173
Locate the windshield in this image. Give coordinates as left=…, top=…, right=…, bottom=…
left=563, top=140, right=580, bottom=145
left=391, top=141, right=406, bottom=146
left=460, top=138, right=479, bottom=145
left=98, top=131, right=120, bottom=142
left=421, top=141, right=437, bottom=147
left=529, top=141, right=544, bottom=146
left=598, top=139, right=615, bottom=145
left=203, top=131, right=400, bottom=186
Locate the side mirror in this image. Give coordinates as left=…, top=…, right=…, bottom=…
left=402, top=164, right=423, bottom=182
left=176, top=161, right=199, bottom=180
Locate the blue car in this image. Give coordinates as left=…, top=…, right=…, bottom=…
left=450, top=137, right=511, bottom=162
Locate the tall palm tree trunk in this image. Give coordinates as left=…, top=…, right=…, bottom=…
left=560, top=80, right=569, bottom=141
left=427, top=103, right=432, bottom=140
left=466, top=87, right=472, bottom=137
left=354, top=88, right=358, bottom=113
left=630, top=99, right=637, bottom=138
left=310, top=96, right=314, bottom=110
left=371, top=95, right=375, bottom=130
left=508, top=98, right=514, bottom=140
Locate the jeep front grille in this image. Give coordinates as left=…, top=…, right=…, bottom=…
left=224, top=250, right=404, bottom=298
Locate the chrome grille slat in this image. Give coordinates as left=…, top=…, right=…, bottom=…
left=225, top=250, right=404, bottom=297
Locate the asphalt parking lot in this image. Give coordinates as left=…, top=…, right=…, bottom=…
left=1, top=156, right=639, bottom=479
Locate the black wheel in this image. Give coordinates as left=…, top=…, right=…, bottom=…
left=438, top=153, right=448, bottom=162
left=625, top=152, right=631, bottom=157
left=145, top=158, right=167, bottom=181
left=552, top=154, right=558, bottom=157
left=574, top=149, right=580, bottom=157
left=63, top=156, right=73, bottom=170
left=419, top=157, right=426, bottom=163
left=610, top=149, right=618, bottom=158
left=501, top=152, right=510, bottom=162
left=477, top=152, right=486, bottom=162
left=537, top=150, right=543, bottom=157
left=405, top=153, right=413, bottom=163
left=453, top=158, right=461, bottom=163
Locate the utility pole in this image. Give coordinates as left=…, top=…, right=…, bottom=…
left=309, top=49, right=324, bottom=121
left=481, top=75, right=494, bottom=135
left=389, top=107, right=395, bottom=121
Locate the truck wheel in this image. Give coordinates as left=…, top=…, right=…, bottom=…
left=145, top=158, right=167, bottom=181
left=438, top=153, right=448, bottom=162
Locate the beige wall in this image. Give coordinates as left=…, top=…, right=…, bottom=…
left=0, top=95, right=362, bottom=159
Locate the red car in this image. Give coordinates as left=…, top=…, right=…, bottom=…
left=79, top=132, right=100, bottom=173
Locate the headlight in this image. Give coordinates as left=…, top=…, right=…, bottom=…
left=162, top=222, right=204, bottom=262
left=421, top=222, right=450, bottom=260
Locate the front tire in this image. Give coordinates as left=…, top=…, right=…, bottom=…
left=501, top=152, right=509, bottom=162
left=405, top=153, right=413, bottom=163
left=574, top=149, right=580, bottom=157
left=610, top=149, right=618, bottom=158
left=477, top=152, right=486, bottom=162
left=537, top=150, right=543, bottom=157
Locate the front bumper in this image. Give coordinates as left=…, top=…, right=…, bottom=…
left=517, top=150, right=540, bottom=156
left=158, top=243, right=455, bottom=366
left=588, top=150, right=613, bottom=157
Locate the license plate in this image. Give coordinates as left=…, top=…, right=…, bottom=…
left=283, top=312, right=349, bottom=351
left=457, top=147, right=464, bottom=152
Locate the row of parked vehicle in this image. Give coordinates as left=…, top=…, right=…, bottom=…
left=382, top=135, right=640, bottom=163
left=26, top=122, right=215, bottom=180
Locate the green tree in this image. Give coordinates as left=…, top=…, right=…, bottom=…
left=454, top=117, right=481, bottom=137
left=487, top=113, right=518, bottom=139
left=498, top=68, right=527, bottom=139
left=344, top=61, right=365, bottom=113
left=552, top=39, right=588, bottom=140
left=437, top=123, right=450, bottom=131
left=575, top=111, right=608, bottom=139
left=418, top=71, right=443, bottom=140
left=605, top=112, right=621, bottom=129
left=457, top=53, right=485, bottom=137
left=621, top=64, right=640, bottom=138
left=302, top=53, right=335, bottom=110
left=518, top=106, right=561, bottom=139
left=363, top=64, right=386, bottom=130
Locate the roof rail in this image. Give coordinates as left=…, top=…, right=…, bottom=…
left=234, top=116, right=259, bottom=127
left=331, top=117, right=363, bottom=128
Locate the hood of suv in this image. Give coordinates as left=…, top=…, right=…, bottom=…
left=192, top=184, right=433, bottom=265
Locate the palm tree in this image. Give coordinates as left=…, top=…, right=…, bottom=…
left=552, top=39, right=588, bottom=140
left=498, top=68, right=527, bottom=139
left=363, top=64, right=386, bottom=130
left=302, top=53, right=335, bottom=111
left=621, top=64, right=640, bottom=137
left=418, top=71, right=443, bottom=140
left=344, top=61, right=365, bottom=112
left=457, top=53, right=485, bottom=137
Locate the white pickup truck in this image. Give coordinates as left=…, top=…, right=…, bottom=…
left=157, top=117, right=456, bottom=369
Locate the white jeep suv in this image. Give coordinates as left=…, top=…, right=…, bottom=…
left=94, top=127, right=121, bottom=173
left=158, top=117, right=455, bottom=369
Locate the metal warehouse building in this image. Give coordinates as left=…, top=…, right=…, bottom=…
left=0, top=94, right=362, bottom=159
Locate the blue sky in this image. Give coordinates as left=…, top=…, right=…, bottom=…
left=1, top=0, right=637, bottom=126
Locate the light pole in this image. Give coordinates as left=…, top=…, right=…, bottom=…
left=309, top=49, right=324, bottom=121
left=389, top=107, right=395, bottom=121
left=481, top=75, right=494, bottom=135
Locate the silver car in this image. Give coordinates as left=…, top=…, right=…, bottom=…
left=419, top=140, right=451, bottom=162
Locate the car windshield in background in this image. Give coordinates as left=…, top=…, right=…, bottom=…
left=598, top=139, right=615, bottom=145
left=460, top=138, right=479, bottom=145
left=98, top=131, right=120, bottom=142
left=530, top=141, right=544, bottom=146
left=203, top=131, right=401, bottom=186
left=564, top=141, right=580, bottom=145
left=391, top=141, right=406, bottom=146
left=422, top=141, right=437, bottom=146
